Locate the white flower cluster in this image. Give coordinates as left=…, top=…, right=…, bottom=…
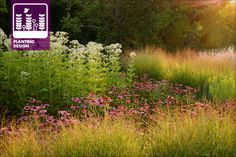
left=0, top=30, right=123, bottom=94
left=50, top=31, right=69, bottom=52
left=0, top=29, right=123, bottom=64
left=68, top=40, right=122, bottom=63
left=105, top=43, right=122, bottom=61
left=105, top=43, right=122, bottom=54
left=0, top=28, right=9, bottom=50
left=129, top=52, right=137, bottom=58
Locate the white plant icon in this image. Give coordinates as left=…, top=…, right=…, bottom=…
left=23, top=8, right=30, bottom=13
left=13, top=3, right=48, bottom=39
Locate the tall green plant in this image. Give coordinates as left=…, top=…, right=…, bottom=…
left=0, top=32, right=123, bottom=115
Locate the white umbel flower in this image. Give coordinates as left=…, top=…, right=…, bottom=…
left=130, top=52, right=137, bottom=58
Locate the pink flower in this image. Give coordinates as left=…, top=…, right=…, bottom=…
left=70, top=106, right=78, bottom=110
left=118, top=105, right=127, bottom=112
left=72, top=98, right=81, bottom=103
left=41, top=104, right=50, bottom=108
left=117, top=95, right=123, bottom=100
left=23, top=105, right=31, bottom=111
left=19, top=116, right=28, bottom=121
left=58, top=111, right=70, bottom=117
left=90, top=100, right=100, bottom=106
left=39, top=110, right=47, bottom=115
left=46, top=116, right=55, bottom=124
left=125, top=99, right=131, bottom=104
left=31, top=106, right=40, bottom=112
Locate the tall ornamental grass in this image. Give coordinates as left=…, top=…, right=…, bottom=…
left=0, top=109, right=235, bottom=157
left=129, top=47, right=236, bottom=101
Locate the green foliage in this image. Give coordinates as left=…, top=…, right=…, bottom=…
left=208, top=75, right=236, bottom=102
left=0, top=0, right=9, bottom=34
left=0, top=32, right=123, bottom=115
left=0, top=29, right=7, bottom=52
left=57, top=0, right=236, bottom=50
left=104, top=44, right=123, bottom=87
left=0, top=0, right=236, bottom=51
left=0, top=0, right=7, bottom=14
left=2, top=0, right=235, bottom=50
left=126, top=60, right=136, bottom=88
left=132, top=53, right=164, bottom=80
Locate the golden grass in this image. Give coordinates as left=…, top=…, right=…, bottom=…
left=126, top=47, right=236, bottom=101
left=0, top=106, right=235, bottom=157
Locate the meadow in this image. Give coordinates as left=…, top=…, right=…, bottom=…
left=130, top=47, right=236, bottom=102
left=0, top=30, right=236, bottom=157
left=0, top=105, right=235, bottom=157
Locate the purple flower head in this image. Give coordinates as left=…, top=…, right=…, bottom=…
left=125, top=99, right=131, bottom=104
left=23, top=105, right=31, bottom=112
left=98, top=98, right=104, bottom=103
left=58, top=111, right=70, bottom=117
left=30, top=106, right=41, bottom=112
left=90, top=99, right=100, bottom=106
left=41, top=104, right=50, bottom=108
left=46, top=116, right=55, bottom=124
left=19, top=116, right=28, bottom=121
left=72, top=98, right=81, bottom=103
left=117, top=95, right=123, bottom=100
left=139, top=112, right=145, bottom=116
left=99, top=104, right=105, bottom=108
left=28, top=98, right=42, bottom=104
left=39, top=109, right=47, bottom=114
left=128, top=108, right=138, bottom=114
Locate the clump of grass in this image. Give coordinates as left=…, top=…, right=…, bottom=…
left=1, top=127, right=41, bottom=157
left=132, top=53, right=165, bottom=80
left=208, top=75, right=236, bottom=102
left=47, top=120, right=141, bottom=157
left=129, top=47, right=236, bottom=101
left=146, top=112, right=235, bottom=157
left=0, top=120, right=142, bottom=157
left=0, top=106, right=235, bottom=157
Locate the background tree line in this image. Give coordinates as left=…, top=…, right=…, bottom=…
left=0, top=0, right=235, bottom=51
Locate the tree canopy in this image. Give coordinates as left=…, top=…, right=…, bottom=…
left=0, top=0, right=235, bottom=51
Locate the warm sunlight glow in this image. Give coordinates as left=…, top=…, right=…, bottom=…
left=229, top=0, right=236, bottom=3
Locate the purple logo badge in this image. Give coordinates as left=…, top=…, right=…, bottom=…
left=11, top=0, right=50, bottom=50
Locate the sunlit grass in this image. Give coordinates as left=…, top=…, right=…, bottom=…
left=128, top=47, right=236, bottom=101
left=0, top=108, right=235, bottom=157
